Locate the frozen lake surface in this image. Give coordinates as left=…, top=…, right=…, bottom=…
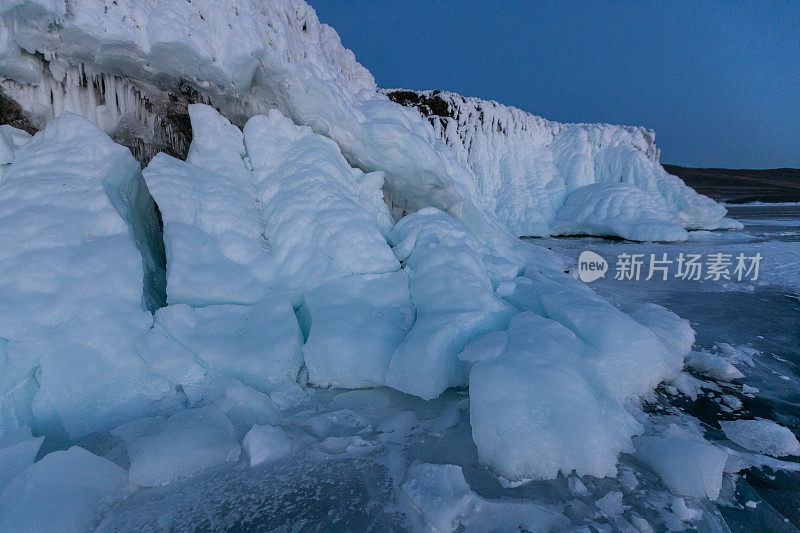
left=96, top=206, right=800, bottom=532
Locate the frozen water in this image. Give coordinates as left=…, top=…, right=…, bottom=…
left=385, top=209, right=515, bottom=399
left=302, top=272, right=413, bottom=388
left=634, top=429, right=728, bottom=500
left=385, top=90, right=727, bottom=239
left=111, top=405, right=240, bottom=487
left=468, top=312, right=641, bottom=481
left=0, top=446, right=127, bottom=532
left=0, top=113, right=176, bottom=441
left=242, top=425, right=293, bottom=467
left=154, top=299, right=303, bottom=394
left=720, top=419, right=800, bottom=457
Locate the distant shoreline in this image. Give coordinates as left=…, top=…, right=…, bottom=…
left=663, top=164, right=800, bottom=204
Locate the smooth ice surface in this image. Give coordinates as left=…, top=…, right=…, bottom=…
left=242, top=424, right=293, bottom=467
left=302, top=272, right=413, bottom=388
left=154, top=300, right=303, bottom=394
left=0, top=446, right=127, bottom=532
left=634, top=428, right=728, bottom=500
left=111, top=406, right=240, bottom=487
left=0, top=113, right=175, bottom=440
left=720, top=419, right=800, bottom=457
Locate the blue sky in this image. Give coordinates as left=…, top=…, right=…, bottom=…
left=309, top=1, right=799, bottom=168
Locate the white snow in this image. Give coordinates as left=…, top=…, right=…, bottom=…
left=720, top=419, right=800, bottom=457
left=0, top=446, right=127, bottom=532
left=242, top=424, right=293, bottom=467
left=111, top=405, right=240, bottom=487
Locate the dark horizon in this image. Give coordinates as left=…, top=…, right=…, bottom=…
left=309, top=1, right=800, bottom=170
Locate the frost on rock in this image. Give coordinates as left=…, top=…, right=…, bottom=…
left=111, top=405, right=240, bottom=487
left=0, top=446, right=127, bottom=532
left=386, top=90, right=728, bottom=240
left=0, top=113, right=176, bottom=441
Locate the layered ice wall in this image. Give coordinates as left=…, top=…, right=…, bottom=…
left=386, top=90, right=734, bottom=240
left=0, top=114, right=178, bottom=441
left=0, top=0, right=523, bottom=257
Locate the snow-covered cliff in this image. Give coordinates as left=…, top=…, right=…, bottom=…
left=386, top=90, right=736, bottom=240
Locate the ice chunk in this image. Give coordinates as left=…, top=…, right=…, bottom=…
left=634, top=428, right=728, bottom=499
left=720, top=419, right=800, bottom=457
left=629, top=303, right=695, bottom=358
left=111, top=405, right=240, bottom=487
left=242, top=424, right=293, bottom=467
left=0, top=432, right=43, bottom=492
left=553, top=183, right=688, bottom=242
left=685, top=351, right=745, bottom=382
left=535, top=277, right=683, bottom=401
left=595, top=491, right=628, bottom=517
left=469, top=313, right=640, bottom=481
left=385, top=209, right=514, bottom=399
left=302, top=272, right=413, bottom=388
left=0, top=446, right=127, bottom=532
left=214, top=380, right=280, bottom=440
left=0, top=113, right=176, bottom=440
left=145, top=106, right=399, bottom=305
left=400, top=462, right=568, bottom=532
left=400, top=463, right=473, bottom=532
left=154, top=299, right=303, bottom=394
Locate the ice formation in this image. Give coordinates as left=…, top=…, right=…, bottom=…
left=720, top=419, right=800, bottom=457
left=0, top=0, right=759, bottom=529
left=386, top=90, right=735, bottom=240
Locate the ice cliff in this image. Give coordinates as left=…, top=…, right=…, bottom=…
left=0, top=1, right=742, bottom=529
left=386, top=90, right=736, bottom=240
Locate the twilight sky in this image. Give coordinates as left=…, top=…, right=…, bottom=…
left=309, top=1, right=799, bottom=169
